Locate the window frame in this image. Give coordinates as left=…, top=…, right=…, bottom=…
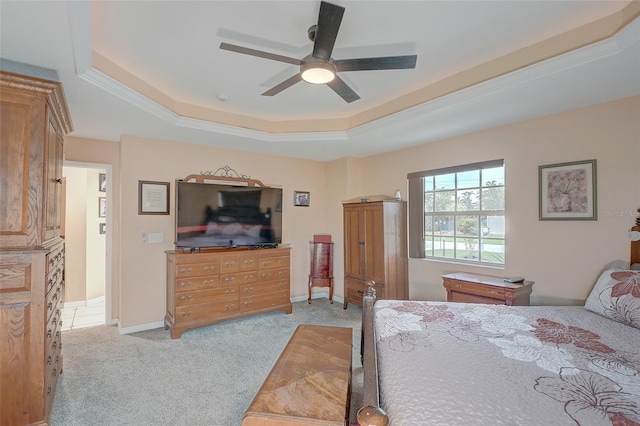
left=408, top=159, right=505, bottom=267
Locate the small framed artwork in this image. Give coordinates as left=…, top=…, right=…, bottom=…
left=539, top=159, right=597, bottom=220
left=139, top=180, right=170, bottom=215
left=99, top=197, right=106, bottom=218
left=294, top=191, right=310, bottom=207
left=99, top=173, right=107, bottom=192
left=99, top=223, right=106, bottom=234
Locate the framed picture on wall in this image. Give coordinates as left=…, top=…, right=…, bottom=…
left=294, top=191, right=310, bottom=207
left=138, top=180, right=170, bottom=215
left=539, top=159, right=597, bottom=220
left=99, top=197, right=106, bottom=218
left=99, top=173, right=106, bottom=192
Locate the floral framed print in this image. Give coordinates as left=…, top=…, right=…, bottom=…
left=294, top=191, right=310, bottom=207
left=539, top=159, right=596, bottom=220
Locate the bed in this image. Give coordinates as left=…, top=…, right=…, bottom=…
left=357, top=221, right=640, bottom=426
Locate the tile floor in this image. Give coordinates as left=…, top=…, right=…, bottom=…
left=61, top=298, right=105, bottom=331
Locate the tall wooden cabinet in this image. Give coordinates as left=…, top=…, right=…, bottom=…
left=343, top=200, right=408, bottom=308
left=0, top=70, right=72, bottom=425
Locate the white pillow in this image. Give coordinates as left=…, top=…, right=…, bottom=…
left=205, top=222, right=219, bottom=235
left=584, top=267, right=640, bottom=329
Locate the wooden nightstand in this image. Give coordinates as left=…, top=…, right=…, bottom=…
left=442, top=272, right=533, bottom=306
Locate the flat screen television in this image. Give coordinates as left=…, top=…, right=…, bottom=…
left=175, top=181, right=283, bottom=249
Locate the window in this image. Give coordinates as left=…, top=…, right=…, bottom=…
left=408, top=160, right=505, bottom=266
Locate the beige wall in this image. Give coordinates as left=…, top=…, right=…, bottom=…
left=351, top=95, right=640, bottom=305
left=62, top=95, right=640, bottom=330
left=118, top=136, right=329, bottom=327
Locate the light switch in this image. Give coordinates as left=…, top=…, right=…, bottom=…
left=148, top=232, right=164, bottom=244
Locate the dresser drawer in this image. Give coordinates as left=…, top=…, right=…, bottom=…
left=175, top=262, right=219, bottom=278
left=176, top=300, right=239, bottom=323
left=258, top=256, right=289, bottom=270
left=240, top=280, right=289, bottom=297
left=345, top=278, right=385, bottom=306
left=220, top=253, right=241, bottom=274
left=259, top=267, right=289, bottom=282
left=239, top=251, right=259, bottom=271
left=445, top=279, right=506, bottom=300
left=176, top=275, right=221, bottom=292
left=220, top=271, right=258, bottom=286
left=175, top=287, right=238, bottom=307
left=241, top=290, right=289, bottom=312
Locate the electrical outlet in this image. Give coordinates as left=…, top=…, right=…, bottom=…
left=141, top=232, right=147, bottom=243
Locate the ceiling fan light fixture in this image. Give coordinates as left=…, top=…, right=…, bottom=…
left=301, top=61, right=335, bottom=84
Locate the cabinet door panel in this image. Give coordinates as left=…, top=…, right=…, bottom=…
left=363, top=206, right=385, bottom=282
left=343, top=207, right=363, bottom=278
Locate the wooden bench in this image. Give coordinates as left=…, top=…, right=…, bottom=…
left=242, top=324, right=353, bottom=426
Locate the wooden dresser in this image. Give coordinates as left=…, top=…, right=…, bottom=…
left=165, top=247, right=292, bottom=338
left=442, top=272, right=533, bottom=305
left=343, top=200, right=408, bottom=308
left=0, top=70, right=72, bottom=425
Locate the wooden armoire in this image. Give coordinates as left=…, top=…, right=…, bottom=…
left=343, top=200, right=408, bottom=308
left=0, top=70, right=72, bottom=425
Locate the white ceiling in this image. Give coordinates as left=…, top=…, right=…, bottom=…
left=1, top=1, right=639, bottom=161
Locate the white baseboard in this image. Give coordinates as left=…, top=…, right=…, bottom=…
left=118, top=320, right=165, bottom=335
left=64, top=295, right=105, bottom=309
left=290, top=294, right=345, bottom=304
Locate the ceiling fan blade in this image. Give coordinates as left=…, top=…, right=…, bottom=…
left=312, top=1, right=345, bottom=61
left=327, top=76, right=360, bottom=103
left=262, top=74, right=303, bottom=96
left=335, top=55, right=417, bottom=72
left=220, top=42, right=301, bottom=66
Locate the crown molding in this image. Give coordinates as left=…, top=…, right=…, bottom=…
left=67, top=1, right=639, bottom=144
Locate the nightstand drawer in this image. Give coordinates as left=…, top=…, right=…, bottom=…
left=442, top=273, right=533, bottom=306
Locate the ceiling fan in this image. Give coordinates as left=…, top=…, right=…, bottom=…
left=219, top=1, right=417, bottom=103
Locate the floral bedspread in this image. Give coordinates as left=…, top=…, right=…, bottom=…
left=374, top=301, right=640, bottom=425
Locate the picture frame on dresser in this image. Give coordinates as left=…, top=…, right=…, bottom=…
left=539, top=159, right=597, bottom=220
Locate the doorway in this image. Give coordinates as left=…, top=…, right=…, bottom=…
left=61, top=162, right=113, bottom=330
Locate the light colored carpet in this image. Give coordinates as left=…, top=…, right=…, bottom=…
left=51, top=300, right=363, bottom=426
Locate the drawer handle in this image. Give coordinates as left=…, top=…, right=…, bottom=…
left=244, top=275, right=254, bottom=281
left=180, top=295, right=193, bottom=301
left=244, top=287, right=253, bottom=293
left=225, top=289, right=235, bottom=295
left=279, top=282, right=286, bottom=287
left=489, top=290, right=498, bottom=295
left=47, top=355, right=52, bottom=365
left=279, top=294, right=286, bottom=300
left=225, top=261, right=235, bottom=267
left=244, top=301, right=253, bottom=307
left=48, top=302, right=53, bottom=311
left=278, top=271, right=287, bottom=276
left=263, top=261, right=271, bottom=266
left=224, top=277, right=235, bottom=283
left=47, top=329, right=52, bottom=338
left=180, top=267, right=193, bottom=274
left=181, top=311, right=192, bottom=317
left=455, top=284, right=462, bottom=288
left=226, top=304, right=236, bottom=310
left=47, top=386, right=52, bottom=396
left=244, top=259, right=254, bottom=265
left=204, top=266, right=215, bottom=272
left=262, top=273, right=271, bottom=279
left=180, top=282, right=192, bottom=288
